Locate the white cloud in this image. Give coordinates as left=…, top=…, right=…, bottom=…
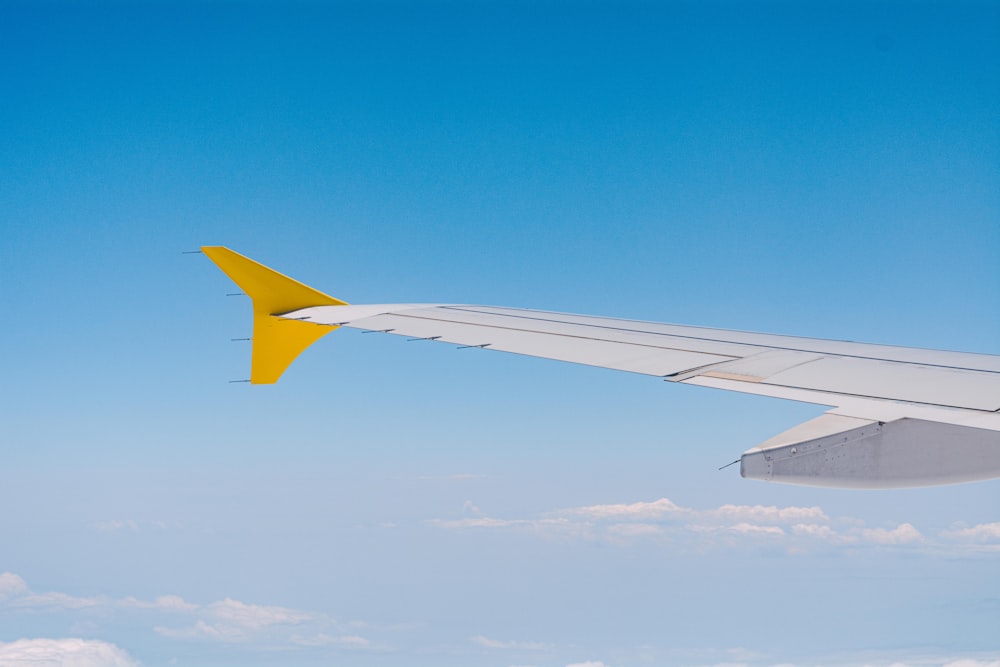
left=0, top=573, right=107, bottom=611
left=428, top=496, right=999, bottom=555
left=471, top=635, right=548, bottom=650
left=0, top=572, right=352, bottom=648
left=433, top=497, right=833, bottom=548
left=473, top=635, right=512, bottom=648
left=0, top=638, right=137, bottom=667
left=565, top=661, right=608, bottom=667
left=728, top=523, right=786, bottom=537
left=155, top=598, right=314, bottom=642
left=121, top=594, right=198, bottom=612
left=155, top=595, right=198, bottom=611
left=428, top=517, right=572, bottom=531
left=861, top=523, right=923, bottom=545
left=431, top=497, right=815, bottom=547
left=207, top=597, right=312, bottom=629
left=155, top=620, right=230, bottom=641
left=561, top=498, right=682, bottom=520
left=942, top=522, right=1000, bottom=542
left=710, top=504, right=827, bottom=523
left=0, top=573, right=28, bottom=598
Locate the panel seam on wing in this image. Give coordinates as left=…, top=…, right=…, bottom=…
left=440, top=306, right=1000, bottom=374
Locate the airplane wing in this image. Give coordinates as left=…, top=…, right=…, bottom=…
left=201, top=246, right=1000, bottom=489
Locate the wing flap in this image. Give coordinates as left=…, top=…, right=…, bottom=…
left=760, top=357, right=1000, bottom=411
left=694, top=349, right=825, bottom=382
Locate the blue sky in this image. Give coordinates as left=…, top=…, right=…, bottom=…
left=1, top=1, right=998, bottom=666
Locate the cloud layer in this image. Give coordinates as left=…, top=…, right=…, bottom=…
left=0, top=638, right=137, bottom=667
left=429, top=497, right=1000, bottom=555
left=1, top=496, right=995, bottom=666
left=0, top=573, right=369, bottom=651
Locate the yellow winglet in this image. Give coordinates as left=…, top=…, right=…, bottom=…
left=202, top=246, right=348, bottom=384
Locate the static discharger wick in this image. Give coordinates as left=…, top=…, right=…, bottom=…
left=718, top=459, right=740, bottom=471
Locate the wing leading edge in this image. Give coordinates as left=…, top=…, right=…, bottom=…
left=203, top=246, right=1000, bottom=489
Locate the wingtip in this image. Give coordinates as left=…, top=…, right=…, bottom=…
left=203, top=246, right=347, bottom=383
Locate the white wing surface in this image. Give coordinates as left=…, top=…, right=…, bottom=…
left=203, top=246, right=1000, bottom=489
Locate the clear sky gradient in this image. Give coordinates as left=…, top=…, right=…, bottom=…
left=1, top=2, right=998, bottom=667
